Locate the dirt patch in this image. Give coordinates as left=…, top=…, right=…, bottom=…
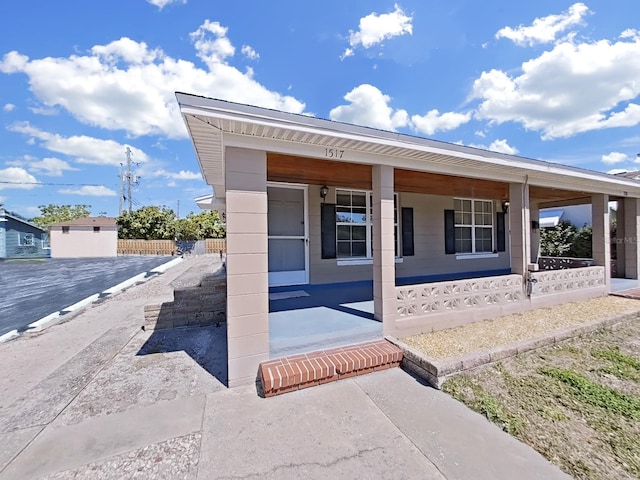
left=442, top=319, right=640, bottom=480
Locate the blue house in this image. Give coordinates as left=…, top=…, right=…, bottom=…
left=0, top=205, right=50, bottom=259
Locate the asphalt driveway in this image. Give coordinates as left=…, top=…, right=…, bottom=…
left=0, top=256, right=174, bottom=336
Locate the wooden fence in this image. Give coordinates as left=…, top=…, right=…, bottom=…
left=118, top=238, right=226, bottom=256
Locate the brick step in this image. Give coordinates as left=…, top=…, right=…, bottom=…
left=259, top=340, right=403, bottom=397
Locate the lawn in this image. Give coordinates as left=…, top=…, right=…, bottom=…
left=442, top=319, right=640, bottom=480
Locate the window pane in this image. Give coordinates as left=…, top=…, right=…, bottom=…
left=462, top=199, right=472, bottom=211
left=337, top=225, right=351, bottom=240
left=352, top=207, right=367, bottom=223
left=352, top=225, right=367, bottom=241
left=352, top=192, right=366, bottom=207
left=337, top=241, right=351, bottom=257
left=454, top=198, right=462, bottom=210
left=352, top=241, right=366, bottom=256
left=336, top=192, right=350, bottom=206
left=456, top=238, right=472, bottom=253
left=462, top=213, right=472, bottom=224
left=455, top=212, right=463, bottom=224
left=456, top=226, right=471, bottom=240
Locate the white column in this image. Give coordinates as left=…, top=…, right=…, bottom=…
left=508, top=183, right=531, bottom=276
left=225, top=147, right=269, bottom=388
left=372, top=165, right=396, bottom=336
left=592, top=194, right=611, bottom=286
left=623, top=197, right=640, bottom=279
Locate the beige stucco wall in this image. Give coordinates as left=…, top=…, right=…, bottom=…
left=50, top=227, right=118, bottom=258
left=307, top=186, right=510, bottom=285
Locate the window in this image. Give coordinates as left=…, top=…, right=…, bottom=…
left=41, top=233, right=50, bottom=249
left=20, top=233, right=35, bottom=246
left=335, top=189, right=399, bottom=258
left=93, top=226, right=100, bottom=233
left=62, top=226, right=70, bottom=234
left=454, top=198, right=494, bottom=254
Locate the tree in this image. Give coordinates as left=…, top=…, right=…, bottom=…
left=117, top=206, right=177, bottom=240
left=539, top=221, right=577, bottom=257
left=30, top=204, right=91, bottom=229
left=568, top=225, right=592, bottom=258
left=175, top=210, right=225, bottom=240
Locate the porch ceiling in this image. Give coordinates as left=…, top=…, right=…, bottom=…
left=177, top=93, right=640, bottom=201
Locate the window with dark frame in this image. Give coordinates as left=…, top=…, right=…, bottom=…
left=62, top=226, right=70, bottom=234
left=93, top=226, right=100, bottom=232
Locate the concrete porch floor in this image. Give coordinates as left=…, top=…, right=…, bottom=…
left=610, top=277, right=640, bottom=293
left=268, top=282, right=382, bottom=357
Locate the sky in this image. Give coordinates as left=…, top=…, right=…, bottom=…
left=1, top=1, right=640, bottom=219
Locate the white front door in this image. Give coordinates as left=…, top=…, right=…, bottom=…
left=267, top=185, right=309, bottom=287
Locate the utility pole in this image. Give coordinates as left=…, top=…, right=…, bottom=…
left=119, top=147, right=140, bottom=214
left=177, top=200, right=180, bottom=219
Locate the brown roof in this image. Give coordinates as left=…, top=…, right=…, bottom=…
left=49, top=216, right=117, bottom=227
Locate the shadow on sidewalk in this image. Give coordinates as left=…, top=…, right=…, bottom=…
left=136, top=323, right=228, bottom=387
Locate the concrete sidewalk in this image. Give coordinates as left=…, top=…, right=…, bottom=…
left=0, top=257, right=571, bottom=479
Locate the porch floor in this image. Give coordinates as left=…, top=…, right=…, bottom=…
left=610, top=277, right=640, bottom=293
left=268, top=282, right=382, bottom=358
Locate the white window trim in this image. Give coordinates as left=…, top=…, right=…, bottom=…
left=41, top=233, right=51, bottom=250
left=19, top=232, right=35, bottom=247
left=337, top=257, right=404, bottom=266
left=455, top=253, right=499, bottom=260
left=454, top=197, right=495, bottom=254
left=334, top=188, right=401, bottom=262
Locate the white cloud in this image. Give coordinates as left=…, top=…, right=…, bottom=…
left=151, top=168, right=202, bottom=180
left=241, top=45, right=259, bottom=60
left=329, top=84, right=409, bottom=131
left=472, top=33, right=640, bottom=139
left=58, top=185, right=116, bottom=196
left=3, top=103, right=15, bottom=112
left=488, top=139, right=518, bottom=155
left=341, top=4, right=413, bottom=59
left=601, top=152, right=628, bottom=165
left=9, top=122, right=149, bottom=166
left=7, top=155, right=78, bottom=176
left=411, top=109, right=471, bottom=135
left=146, top=0, right=186, bottom=10
left=466, top=139, right=519, bottom=155
left=0, top=21, right=305, bottom=138
left=0, top=167, right=39, bottom=189
left=496, top=3, right=590, bottom=46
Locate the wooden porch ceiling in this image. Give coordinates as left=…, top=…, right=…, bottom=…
left=267, top=153, right=590, bottom=203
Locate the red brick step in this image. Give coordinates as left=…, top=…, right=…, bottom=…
left=259, top=340, right=403, bottom=397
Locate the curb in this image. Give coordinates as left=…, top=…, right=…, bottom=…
left=0, top=257, right=184, bottom=343
left=386, top=309, right=640, bottom=389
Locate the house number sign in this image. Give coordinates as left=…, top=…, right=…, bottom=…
left=324, top=148, right=345, bottom=159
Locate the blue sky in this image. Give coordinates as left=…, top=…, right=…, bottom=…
left=1, top=1, right=640, bottom=219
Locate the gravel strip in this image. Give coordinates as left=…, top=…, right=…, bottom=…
left=403, top=295, right=640, bottom=360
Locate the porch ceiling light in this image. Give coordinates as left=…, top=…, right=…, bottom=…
left=320, top=185, right=329, bottom=201
left=502, top=200, right=510, bottom=213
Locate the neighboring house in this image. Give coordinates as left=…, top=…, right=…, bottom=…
left=49, top=216, right=118, bottom=258
left=177, top=93, right=640, bottom=387
left=539, top=204, right=592, bottom=228
left=0, top=205, right=50, bottom=259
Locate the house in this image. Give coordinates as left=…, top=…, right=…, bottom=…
left=177, top=92, right=640, bottom=387
left=49, top=216, right=118, bottom=258
left=0, top=205, right=50, bottom=259
left=539, top=204, right=592, bottom=228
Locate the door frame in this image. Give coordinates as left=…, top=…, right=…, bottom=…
left=267, top=182, right=309, bottom=287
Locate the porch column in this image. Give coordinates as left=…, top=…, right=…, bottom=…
left=372, top=165, right=396, bottom=336
left=508, top=182, right=531, bottom=275
left=225, top=147, right=269, bottom=388
left=617, top=199, right=626, bottom=278
left=592, top=194, right=611, bottom=286
left=530, top=202, right=540, bottom=264
left=623, top=197, right=640, bottom=279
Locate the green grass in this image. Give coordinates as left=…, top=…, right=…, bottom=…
left=592, top=347, right=640, bottom=381
left=540, top=367, right=640, bottom=419
left=443, top=376, right=525, bottom=436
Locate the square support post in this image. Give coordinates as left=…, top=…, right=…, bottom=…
left=508, top=182, right=531, bottom=276
left=592, top=194, right=611, bottom=287
left=372, top=165, right=396, bottom=336
left=225, top=147, right=269, bottom=388
left=530, top=202, right=540, bottom=264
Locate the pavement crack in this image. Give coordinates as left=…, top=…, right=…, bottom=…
left=216, top=445, right=387, bottom=479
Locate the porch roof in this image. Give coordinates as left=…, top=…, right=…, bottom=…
left=176, top=92, right=640, bottom=202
